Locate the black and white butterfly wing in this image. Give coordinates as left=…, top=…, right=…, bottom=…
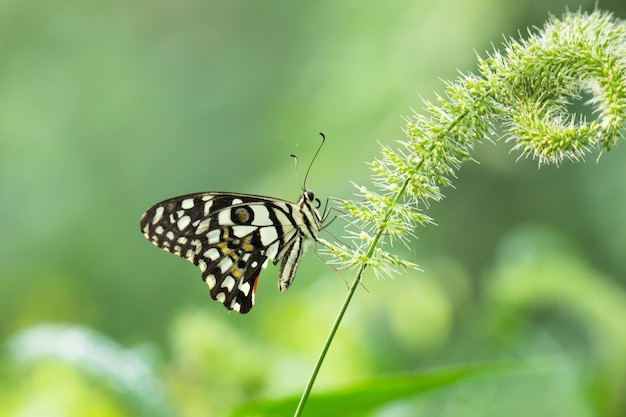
left=140, top=192, right=322, bottom=313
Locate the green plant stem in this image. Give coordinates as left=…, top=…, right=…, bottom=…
left=292, top=263, right=363, bottom=417
left=294, top=176, right=413, bottom=417
left=293, top=111, right=471, bottom=415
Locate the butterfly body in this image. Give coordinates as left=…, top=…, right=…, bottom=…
left=140, top=190, right=323, bottom=314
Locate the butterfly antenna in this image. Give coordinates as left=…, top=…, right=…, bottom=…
left=290, top=153, right=304, bottom=192
left=303, top=132, right=326, bottom=189
left=291, top=132, right=326, bottom=191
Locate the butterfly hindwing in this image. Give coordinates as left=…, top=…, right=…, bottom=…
left=140, top=191, right=323, bottom=314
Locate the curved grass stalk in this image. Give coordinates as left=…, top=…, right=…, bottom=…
left=295, top=10, right=626, bottom=417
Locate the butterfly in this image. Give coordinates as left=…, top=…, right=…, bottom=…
left=140, top=189, right=326, bottom=314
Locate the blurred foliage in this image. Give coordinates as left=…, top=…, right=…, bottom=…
left=230, top=361, right=532, bottom=417
left=2, top=0, right=626, bottom=416
left=3, top=324, right=171, bottom=417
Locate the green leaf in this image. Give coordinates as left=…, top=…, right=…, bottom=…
left=230, top=362, right=529, bottom=417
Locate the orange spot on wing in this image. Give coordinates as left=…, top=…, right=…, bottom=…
left=252, top=275, right=259, bottom=294
left=241, top=235, right=254, bottom=252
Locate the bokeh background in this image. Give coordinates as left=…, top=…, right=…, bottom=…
left=2, top=0, right=626, bottom=416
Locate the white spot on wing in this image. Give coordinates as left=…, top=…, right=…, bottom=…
left=195, top=219, right=210, bottom=235
left=203, top=248, right=220, bottom=261
left=216, top=292, right=226, bottom=303
left=218, top=210, right=233, bottom=226
left=192, top=239, right=203, bottom=254
left=197, top=259, right=207, bottom=271
left=240, top=282, right=251, bottom=296
left=259, top=227, right=278, bottom=246
left=165, top=231, right=175, bottom=240
left=221, top=276, right=236, bottom=292
left=232, top=225, right=255, bottom=238
left=203, top=200, right=213, bottom=216
left=218, top=257, right=233, bottom=273
left=232, top=198, right=243, bottom=205
left=177, top=215, right=191, bottom=230
left=155, top=226, right=164, bottom=235
left=265, top=241, right=279, bottom=261
left=181, top=198, right=195, bottom=209
left=205, top=274, right=216, bottom=289
left=152, top=207, right=164, bottom=224
left=250, top=205, right=271, bottom=226
left=207, top=229, right=221, bottom=244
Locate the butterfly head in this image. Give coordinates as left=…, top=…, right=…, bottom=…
left=299, top=189, right=325, bottom=228
left=304, top=189, right=321, bottom=208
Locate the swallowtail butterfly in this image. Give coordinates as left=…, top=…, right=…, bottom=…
left=140, top=191, right=324, bottom=313
left=140, top=133, right=330, bottom=314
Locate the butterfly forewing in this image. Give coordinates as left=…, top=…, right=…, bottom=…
left=140, top=191, right=322, bottom=314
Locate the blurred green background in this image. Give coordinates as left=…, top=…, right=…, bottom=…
left=2, top=0, right=626, bottom=416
